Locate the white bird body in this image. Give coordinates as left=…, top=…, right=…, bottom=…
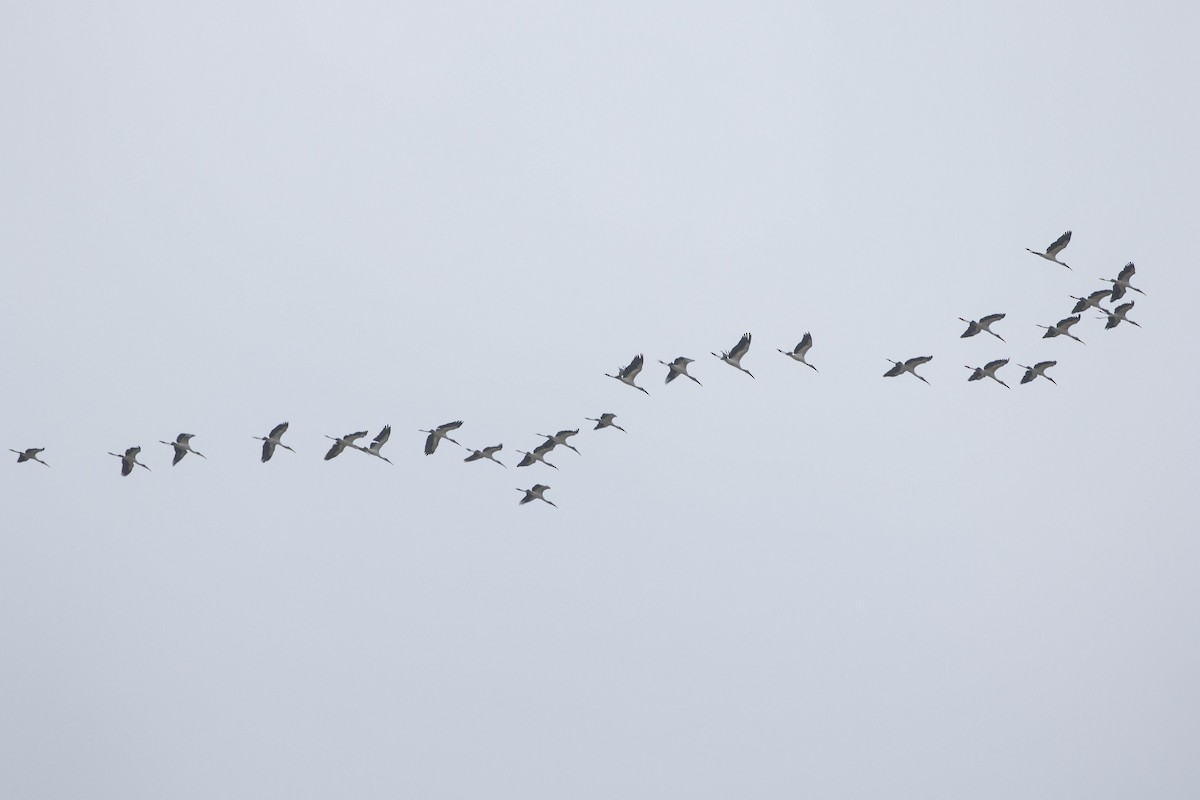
left=1037, top=315, right=1085, bottom=344
left=658, top=357, right=703, bottom=386
left=9, top=447, right=49, bottom=467
left=1097, top=301, right=1141, bottom=330
left=777, top=332, right=818, bottom=371
left=586, top=413, right=626, bottom=432
left=352, top=425, right=393, bottom=464
left=1018, top=361, right=1058, bottom=385
left=324, top=430, right=369, bottom=460
left=958, top=314, right=1007, bottom=343
left=965, top=358, right=1011, bottom=389
left=1026, top=230, right=1073, bottom=269
left=421, top=420, right=464, bottom=455
left=884, top=355, right=934, bottom=384
left=713, top=332, right=754, bottom=378
left=253, top=421, right=295, bottom=463
left=1103, top=262, right=1146, bottom=300
left=517, top=484, right=556, bottom=507
left=160, top=432, right=206, bottom=466
left=465, top=444, right=506, bottom=467
left=606, top=354, right=650, bottom=394
left=109, top=445, right=150, bottom=476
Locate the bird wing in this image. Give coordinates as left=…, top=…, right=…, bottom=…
left=960, top=321, right=980, bottom=337
left=556, top=430, right=577, bottom=439
left=464, top=451, right=483, bottom=462
left=979, top=313, right=1005, bottom=326
left=622, top=354, right=644, bottom=379
left=1118, top=262, right=1136, bottom=282
left=884, top=363, right=905, bottom=377
left=373, top=425, right=391, bottom=447
left=424, top=432, right=439, bottom=455
left=1020, top=369, right=1036, bottom=384
left=1105, top=315, right=1120, bottom=329
left=664, top=368, right=679, bottom=383
left=1057, top=315, right=1080, bottom=331
left=532, top=484, right=550, bottom=493
left=1116, top=301, right=1135, bottom=315
left=729, top=333, right=752, bottom=361
left=121, top=458, right=133, bottom=476
left=172, top=447, right=185, bottom=466
left=796, top=332, right=813, bottom=354
left=484, top=445, right=503, bottom=455
left=176, top=433, right=193, bottom=444
left=905, top=356, right=934, bottom=368
left=437, top=420, right=464, bottom=433
left=270, top=422, right=289, bottom=439
left=1070, top=299, right=1088, bottom=314
left=968, top=369, right=983, bottom=381
left=325, top=441, right=344, bottom=460
left=1109, top=282, right=1127, bottom=301
left=261, top=440, right=275, bottom=462
left=1088, top=289, right=1111, bottom=302
left=1046, top=230, right=1071, bottom=256
left=984, top=358, right=1009, bottom=372
left=126, top=446, right=141, bottom=458
left=1035, top=360, right=1057, bottom=371
left=517, top=453, right=535, bottom=467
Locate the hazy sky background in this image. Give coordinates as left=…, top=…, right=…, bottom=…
left=3, top=1, right=1199, bottom=797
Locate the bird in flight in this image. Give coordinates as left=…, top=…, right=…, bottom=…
left=1026, top=230, right=1073, bottom=269
left=606, top=354, right=650, bottom=395
left=659, top=356, right=703, bottom=386
left=964, top=358, right=1011, bottom=389
left=884, top=355, right=934, bottom=384
left=958, top=314, right=1006, bottom=343
left=160, top=433, right=206, bottom=466
left=464, top=444, right=506, bottom=467
left=1097, top=301, right=1141, bottom=330
left=586, top=413, right=626, bottom=432
left=9, top=447, right=49, bottom=467
left=421, top=420, right=464, bottom=455
left=353, top=425, right=393, bottom=464
left=1036, top=315, right=1085, bottom=344
left=777, top=332, right=818, bottom=371
left=1102, top=262, right=1146, bottom=300
left=109, top=446, right=151, bottom=476
left=1018, top=361, right=1058, bottom=385
left=535, top=429, right=581, bottom=454
left=253, top=422, right=295, bottom=463
left=517, top=484, right=556, bottom=507
left=324, top=430, right=369, bottom=460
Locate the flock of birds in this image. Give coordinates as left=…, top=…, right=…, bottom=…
left=9, top=231, right=1145, bottom=507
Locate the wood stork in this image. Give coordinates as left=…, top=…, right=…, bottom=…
left=535, top=429, right=581, bottom=454
left=421, top=420, right=464, bottom=455
left=1097, top=301, right=1141, bottom=330
left=1102, top=262, right=1146, bottom=300
left=465, top=444, right=506, bottom=467
left=253, top=422, right=295, bottom=463
left=1036, top=315, right=1085, bottom=344
left=517, top=484, right=556, bottom=507
left=352, top=425, right=393, bottom=464
left=958, top=314, right=1007, bottom=343
left=324, top=430, right=369, bottom=460
left=586, top=413, right=626, bottom=432
left=1026, top=230, right=1073, bottom=269
left=884, top=356, right=933, bottom=384
left=159, top=433, right=206, bottom=466
left=9, top=448, right=49, bottom=467
left=778, top=332, right=818, bottom=371
left=712, top=332, right=754, bottom=378
left=109, top=446, right=150, bottom=476
left=1018, top=361, right=1057, bottom=385
left=516, top=442, right=559, bottom=470
left=1070, top=289, right=1112, bottom=315
left=965, top=358, right=1011, bottom=389
left=606, top=354, right=650, bottom=395
left=658, top=357, right=703, bottom=386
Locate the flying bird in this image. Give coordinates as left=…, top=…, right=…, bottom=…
left=516, top=442, right=559, bottom=470
left=658, top=357, right=703, bottom=386
left=9, top=447, right=49, bottom=467
left=517, top=484, right=556, bottom=507
left=1069, top=289, right=1112, bottom=315
left=353, top=425, right=393, bottom=464
left=253, top=421, right=295, bottom=463
left=1026, top=230, right=1073, bottom=269
left=421, top=420, right=464, bottom=455
left=535, top=429, right=581, bottom=454
left=777, top=332, right=818, bottom=371
left=884, top=356, right=934, bottom=384
left=1018, top=361, right=1058, bottom=385
left=109, top=446, right=150, bottom=476
left=606, top=354, right=650, bottom=395
left=324, top=430, right=369, bottom=460
left=965, top=358, right=1011, bottom=389
left=958, top=314, right=1007, bottom=343
left=1102, top=262, right=1146, bottom=300
left=1097, top=301, right=1141, bottom=330
left=464, top=444, right=506, bottom=467
left=586, top=413, right=626, bottom=432
left=1036, top=315, right=1085, bottom=344
left=159, top=433, right=206, bottom=466
left=712, top=332, right=754, bottom=378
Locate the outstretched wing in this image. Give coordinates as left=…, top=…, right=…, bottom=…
left=905, top=355, right=934, bottom=368
left=269, top=421, right=289, bottom=439
left=437, top=420, right=463, bottom=434
left=960, top=321, right=980, bottom=338
left=979, top=313, right=1005, bottom=326
left=1057, top=315, right=1080, bottom=332
left=621, top=354, right=644, bottom=379
left=261, top=440, right=276, bottom=462
left=984, top=358, right=1009, bottom=372
left=373, top=425, right=391, bottom=447
left=795, top=332, right=813, bottom=355
left=1046, top=230, right=1071, bottom=256
left=729, top=332, right=752, bottom=361
left=1035, top=360, right=1057, bottom=371
left=1118, top=262, right=1136, bottom=282
left=884, top=363, right=905, bottom=377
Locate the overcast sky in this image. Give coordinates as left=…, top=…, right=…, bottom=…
left=3, top=1, right=1199, bottom=797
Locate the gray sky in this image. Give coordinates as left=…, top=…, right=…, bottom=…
left=3, top=1, right=1199, bottom=797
